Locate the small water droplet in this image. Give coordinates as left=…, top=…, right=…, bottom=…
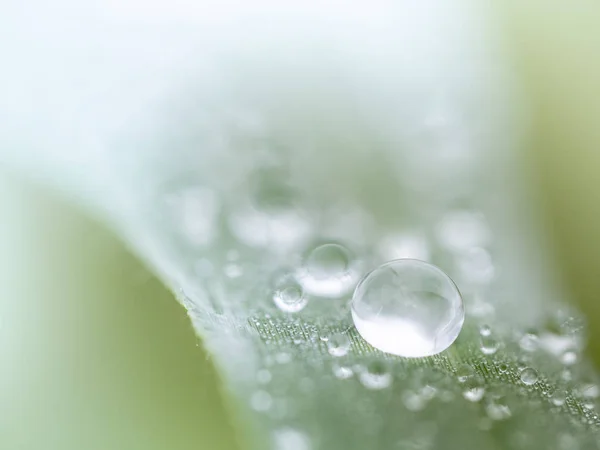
left=462, top=376, right=485, bottom=402
left=359, top=361, right=392, bottom=390
left=332, top=364, right=353, bottom=380
left=297, top=243, right=360, bottom=298
left=327, top=333, right=351, bottom=357
left=251, top=390, right=273, bottom=412
left=480, top=335, right=499, bottom=355
left=351, top=259, right=464, bottom=357
left=520, top=368, right=538, bottom=386
left=498, top=363, right=509, bottom=374
left=273, top=276, right=308, bottom=313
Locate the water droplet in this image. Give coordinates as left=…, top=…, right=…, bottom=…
left=297, top=243, right=360, bottom=298
left=332, top=364, right=353, bottom=380
left=480, top=335, right=499, bottom=355
left=273, top=276, right=308, bottom=313
left=462, top=376, right=485, bottom=402
left=327, top=333, right=351, bottom=357
left=272, top=428, right=311, bottom=450
left=498, top=363, right=509, bottom=374
left=520, top=368, right=538, bottom=386
left=351, top=259, right=464, bottom=357
left=359, top=361, right=392, bottom=390
left=479, top=325, right=491, bottom=337
left=251, top=390, right=273, bottom=412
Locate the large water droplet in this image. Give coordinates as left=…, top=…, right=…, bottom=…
left=520, top=368, right=538, bottom=386
left=351, top=259, right=464, bottom=357
left=297, top=243, right=360, bottom=298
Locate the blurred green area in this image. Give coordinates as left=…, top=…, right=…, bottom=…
left=0, top=177, right=239, bottom=450
left=499, top=0, right=600, bottom=360
left=1, top=2, right=600, bottom=449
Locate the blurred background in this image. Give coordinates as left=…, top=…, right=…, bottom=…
left=1, top=1, right=600, bottom=449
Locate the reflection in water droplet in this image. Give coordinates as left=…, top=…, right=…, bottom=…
left=520, top=368, right=538, bottom=386
left=272, top=427, right=311, bottom=450
left=359, top=361, right=392, bottom=390
left=327, top=333, right=351, bottom=357
left=251, top=390, right=273, bottom=412
left=273, top=276, right=308, bottom=313
left=352, top=259, right=464, bottom=357
left=297, top=243, right=360, bottom=298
